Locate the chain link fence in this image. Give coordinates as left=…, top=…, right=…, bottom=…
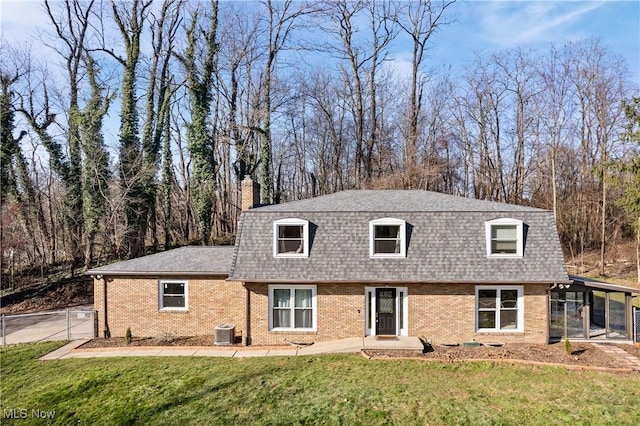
left=1, top=308, right=95, bottom=346
left=634, top=307, right=639, bottom=344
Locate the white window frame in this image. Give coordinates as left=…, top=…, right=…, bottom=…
left=369, top=218, right=407, bottom=258
left=268, top=285, right=317, bottom=331
left=475, top=286, right=524, bottom=332
left=159, top=280, right=188, bottom=311
left=485, top=218, right=524, bottom=258
left=273, top=218, right=310, bottom=258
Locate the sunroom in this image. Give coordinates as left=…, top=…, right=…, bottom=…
left=550, top=275, right=638, bottom=342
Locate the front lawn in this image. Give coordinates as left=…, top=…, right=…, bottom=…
left=1, top=342, right=639, bottom=425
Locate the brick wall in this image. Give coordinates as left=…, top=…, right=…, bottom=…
left=95, top=279, right=550, bottom=345
left=245, top=283, right=549, bottom=346
left=410, top=283, right=548, bottom=344
left=245, top=283, right=365, bottom=345
left=94, top=276, right=245, bottom=340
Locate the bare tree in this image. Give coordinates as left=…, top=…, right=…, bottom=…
left=395, top=0, right=455, bottom=188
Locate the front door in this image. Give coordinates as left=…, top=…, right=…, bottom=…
left=376, top=288, right=396, bottom=335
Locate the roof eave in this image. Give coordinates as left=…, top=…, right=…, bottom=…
left=86, top=271, right=229, bottom=278
left=231, top=278, right=570, bottom=285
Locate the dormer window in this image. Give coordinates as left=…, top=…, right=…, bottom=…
left=485, top=218, right=524, bottom=257
left=273, top=218, right=309, bottom=257
left=369, top=218, right=406, bottom=258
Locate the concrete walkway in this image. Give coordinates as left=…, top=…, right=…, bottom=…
left=40, top=339, right=640, bottom=370
left=40, top=336, right=424, bottom=361
left=591, top=343, right=640, bottom=371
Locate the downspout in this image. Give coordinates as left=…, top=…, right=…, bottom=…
left=101, top=275, right=111, bottom=338
left=243, top=283, right=250, bottom=346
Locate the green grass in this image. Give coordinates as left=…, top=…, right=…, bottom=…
left=1, top=342, right=640, bottom=425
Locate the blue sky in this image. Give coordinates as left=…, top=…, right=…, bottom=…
left=397, top=0, right=640, bottom=83
left=1, top=0, right=639, bottom=86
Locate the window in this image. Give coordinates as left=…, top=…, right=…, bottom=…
left=485, top=218, right=524, bottom=257
left=269, top=285, right=317, bottom=331
left=369, top=218, right=406, bottom=257
left=476, top=286, right=523, bottom=332
left=159, top=280, right=187, bottom=310
left=273, top=218, right=309, bottom=257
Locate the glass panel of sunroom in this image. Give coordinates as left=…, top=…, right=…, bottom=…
left=608, top=292, right=628, bottom=338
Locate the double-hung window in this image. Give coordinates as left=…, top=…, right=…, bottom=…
left=485, top=218, right=524, bottom=257
left=273, top=218, right=309, bottom=257
left=269, top=285, right=316, bottom=331
left=159, top=280, right=188, bottom=310
left=476, top=286, right=523, bottom=332
left=369, top=218, right=406, bottom=257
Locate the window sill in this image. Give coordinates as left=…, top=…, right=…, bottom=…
left=487, top=254, right=523, bottom=259
left=269, top=329, right=317, bottom=334
left=159, top=309, right=189, bottom=313
left=370, top=254, right=405, bottom=259
left=274, top=254, right=308, bottom=258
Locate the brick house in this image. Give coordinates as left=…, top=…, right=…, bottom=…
left=88, top=178, right=637, bottom=345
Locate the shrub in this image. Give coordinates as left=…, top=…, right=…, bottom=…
left=125, top=327, right=132, bottom=345
left=153, top=331, right=176, bottom=345
left=563, top=337, right=572, bottom=355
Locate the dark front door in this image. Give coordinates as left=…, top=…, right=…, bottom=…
left=376, top=288, right=396, bottom=335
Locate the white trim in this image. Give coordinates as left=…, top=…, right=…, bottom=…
left=273, top=218, right=309, bottom=258
left=485, top=218, right=524, bottom=258
left=475, top=285, right=524, bottom=332
left=158, top=280, right=188, bottom=311
left=268, top=284, right=317, bottom=331
left=369, top=217, right=407, bottom=258
left=364, top=286, right=408, bottom=337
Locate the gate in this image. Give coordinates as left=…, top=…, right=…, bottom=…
left=1, top=308, right=95, bottom=346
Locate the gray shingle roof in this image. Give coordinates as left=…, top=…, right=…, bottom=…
left=230, top=190, right=569, bottom=284
left=254, top=190, right=548, bottom=213
left=86, top=246, right=234, bottom=276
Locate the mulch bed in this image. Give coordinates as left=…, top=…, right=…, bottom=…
left=80, top=335, right=221, bottom=348
left=365, top=342, right=636, bottom=370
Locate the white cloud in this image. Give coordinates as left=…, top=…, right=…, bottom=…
left=475, top=0, right=605, bottom=48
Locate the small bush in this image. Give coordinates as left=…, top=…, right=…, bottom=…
left=153, top=331, right=176, bottom=345
left=125, top=327, right=132, bottom=344
left=563, top=337, right=572, bottom=355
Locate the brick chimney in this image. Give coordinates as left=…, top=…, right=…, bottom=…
left=241, top=175, right=260, bottom=211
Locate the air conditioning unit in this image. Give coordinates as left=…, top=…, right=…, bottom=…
left=214, top=323, right=235, bottom=346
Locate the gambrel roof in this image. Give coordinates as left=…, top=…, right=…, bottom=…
left=229, top=190, right=569, bottom=284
